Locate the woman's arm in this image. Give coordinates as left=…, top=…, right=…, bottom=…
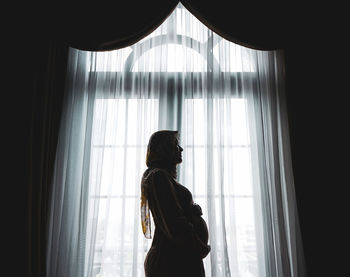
left=148, top=169, right=211, bottom=259
left=148, top=169, right=193, bottom=242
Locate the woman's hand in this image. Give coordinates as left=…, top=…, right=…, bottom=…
left=192, top=203, right=203, bottom=216
left=195, top=234, right=211, bottom=259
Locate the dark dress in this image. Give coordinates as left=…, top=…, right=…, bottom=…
left=142, top=168, right=210, bottom=277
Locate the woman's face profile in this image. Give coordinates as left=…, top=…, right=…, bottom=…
left=174, top=139, right=183, bottom=164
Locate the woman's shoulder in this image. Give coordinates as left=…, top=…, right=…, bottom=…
left=143, top=167, right=166, bottom=177
left=142, top=168, right=173, bottom=186
left=148, top=167, right=170, bottom=178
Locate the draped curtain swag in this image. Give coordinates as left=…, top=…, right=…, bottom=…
left=59, top=0, right=288, bottom=51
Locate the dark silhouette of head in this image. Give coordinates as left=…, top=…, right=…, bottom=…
left=146, top=130, right=183, bottom=176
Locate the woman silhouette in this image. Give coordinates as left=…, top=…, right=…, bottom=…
left=141, top=130, right=210, bottom=277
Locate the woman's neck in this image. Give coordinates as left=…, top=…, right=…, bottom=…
left=148, top=162, right=177, bottom=179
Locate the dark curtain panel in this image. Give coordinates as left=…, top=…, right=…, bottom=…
left=27, top=1, right=288, bottom=276
left=27, top=38, right=69, bottom=277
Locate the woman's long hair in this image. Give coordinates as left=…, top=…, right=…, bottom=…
left=140, top=130, right=179, bottom=238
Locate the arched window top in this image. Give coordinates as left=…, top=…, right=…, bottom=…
left=92, top=3, right=255, bottom=73
left=137, top=4, right=209, bottom=44
left=132, top=44, right=208, bottom=72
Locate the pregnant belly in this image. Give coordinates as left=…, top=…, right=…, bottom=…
left=193, top=216, right=209, bottom=245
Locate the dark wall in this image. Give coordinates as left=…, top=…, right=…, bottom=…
left=284, top=35, right=346, bottom=275
left=4, top=27, right=45, bottom=277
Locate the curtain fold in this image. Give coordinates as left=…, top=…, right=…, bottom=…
left=28, top=39, right=69, bottom=277
left=47, top=4, right=305, bottom=277
left=252, top=51, right=306, bottom=276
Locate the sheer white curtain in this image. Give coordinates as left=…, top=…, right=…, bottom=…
left=47, top=3, right=305, bottom=277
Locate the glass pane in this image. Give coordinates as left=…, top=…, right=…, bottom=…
left=212, top=98, right=249, bottom=146
left=230, top=99, right=250, bottom=145
left=233, top=197, right=258, bottom=276
left=92, top=99, right=109, bottom=146
left=100, top=148, right=122, bottom=196
left=92, top=99, right=127, bottom=146
left=193, top=99, right=206, bottom=146
left=193, top=147, right=206, bottom=196
left=225, top=148, right=253, bottom=196
left=125, top=147, right=138, bottom=196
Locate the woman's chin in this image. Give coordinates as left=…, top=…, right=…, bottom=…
left=175, top=158, right=182, bottom=164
